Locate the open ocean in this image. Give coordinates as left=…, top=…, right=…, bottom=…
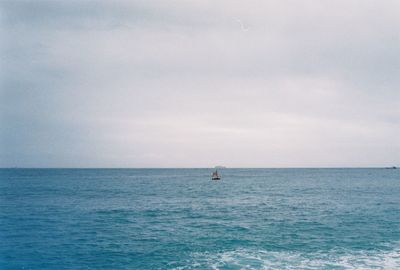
left=1, top=168, right=399, bottom=269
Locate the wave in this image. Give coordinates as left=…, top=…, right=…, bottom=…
left=172, top=246, right=400, bottom=269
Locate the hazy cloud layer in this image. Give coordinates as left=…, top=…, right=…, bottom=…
left=1, top=0, right=399, bottom=167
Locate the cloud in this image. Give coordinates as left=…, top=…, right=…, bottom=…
left=1, top=0, right=399, bottom=167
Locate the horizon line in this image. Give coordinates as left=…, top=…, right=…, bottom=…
left=1, top=166, right=397, bottom=169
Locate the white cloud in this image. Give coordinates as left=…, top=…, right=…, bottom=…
left=1, top=0, right=399, bottom=167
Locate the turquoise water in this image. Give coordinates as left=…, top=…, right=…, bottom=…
left=1, top=168, right=399, bottom=269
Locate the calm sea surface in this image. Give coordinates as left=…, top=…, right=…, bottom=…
left=1, top=168, right=399, bottom=269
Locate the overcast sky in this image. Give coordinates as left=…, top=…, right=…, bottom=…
left=1, top=0, right=399, bottom=168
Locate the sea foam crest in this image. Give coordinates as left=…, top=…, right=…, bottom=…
left=173, top=247, right=400, bottom=270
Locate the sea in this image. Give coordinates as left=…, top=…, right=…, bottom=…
left=1, top=168, right=399, bottom=269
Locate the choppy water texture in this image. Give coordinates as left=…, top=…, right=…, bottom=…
left=1, top=168, right=399, bottom=269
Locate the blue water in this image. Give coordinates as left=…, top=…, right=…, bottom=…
left=1, top=168, right=399, bottom=269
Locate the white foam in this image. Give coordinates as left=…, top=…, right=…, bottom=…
left=172, top=246, right=400, bottom=269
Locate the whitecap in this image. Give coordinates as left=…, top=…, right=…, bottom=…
left=172, top=246, right=400, bottom=269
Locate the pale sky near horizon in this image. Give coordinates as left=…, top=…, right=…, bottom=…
left=1, top=0, right=400, bottom=168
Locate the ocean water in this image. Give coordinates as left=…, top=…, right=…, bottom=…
left=1, top=168, right=399, bottom=269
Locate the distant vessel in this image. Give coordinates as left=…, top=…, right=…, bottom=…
left=385, top=166, right=397, bottom=169
left=211, top=170, right=221, bottom=180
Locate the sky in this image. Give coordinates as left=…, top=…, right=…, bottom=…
left=1, top=0, right=399, bottom=168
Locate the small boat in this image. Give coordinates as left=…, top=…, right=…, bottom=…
left=212, top=170, right=221, bottom=180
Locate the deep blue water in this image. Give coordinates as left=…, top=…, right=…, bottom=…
left=1, top=168, right=399, bottom=269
